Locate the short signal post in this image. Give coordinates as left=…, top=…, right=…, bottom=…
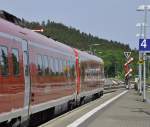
left=124, top=52, right=134, bottom=89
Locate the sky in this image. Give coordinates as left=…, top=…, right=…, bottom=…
left=0, top=0, right=150, bottom=49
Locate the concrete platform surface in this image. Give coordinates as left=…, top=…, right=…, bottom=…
left=85, top=90, right=150, bottom=127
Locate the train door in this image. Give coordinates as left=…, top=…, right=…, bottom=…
left=74, top=49, right=81, bottom=94
left=22, top=40, right=31, bottom=123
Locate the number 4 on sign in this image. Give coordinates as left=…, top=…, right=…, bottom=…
left=141, top=39, right=147, bottom=48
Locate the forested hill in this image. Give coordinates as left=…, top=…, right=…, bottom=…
left=23, top=20, right=130, bottom=51
left=22, top=19, right=138, bottom=78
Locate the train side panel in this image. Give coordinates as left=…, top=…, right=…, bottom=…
left=29, top=43, right=76, bottom=114
left=0, top=32, right=25, bottom=122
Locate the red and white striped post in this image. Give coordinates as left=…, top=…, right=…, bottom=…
left=124, top=57, right=134, bottom=89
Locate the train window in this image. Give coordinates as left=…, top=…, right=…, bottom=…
left=43, top=55, right=49, bottom=75
left=70, top=61, right=75, bottom=78
left=49, top=57, right=54, bottom=75
left=53, top=58, right=56, bottom=75
left=67, top=59, right=71, bottom=78
left=63, top=60, right=67, bottom=77
left=53, top=58, right=58, bottom=75
left=37, top=55, right=43, bottom=75
left=60, top=59, right=63, bottom=75
left=56, top=59, right=58, bottom=75
left=49, top=57, right=52, bottom=74
left=12, top=48, right=19, bottom=75
left=0, top=46, right=9, bottom=76
left=63, top=60, right=66, bottom=71
left=58, top=59, right=62, bottom=76
left=57, top=59, right=60, bottom=76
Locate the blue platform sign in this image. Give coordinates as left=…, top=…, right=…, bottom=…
left=139, top=39, right=150, bottom=52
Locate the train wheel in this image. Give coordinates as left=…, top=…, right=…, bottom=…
left=92, top=93, right=100, bottom=100
left=80, top=97, right=85, bottom=106
left=10, top=118, right=21, bottom=127
left=68, top=99, right=77, bottom=110
left=100, top=91, right=104, bottom=97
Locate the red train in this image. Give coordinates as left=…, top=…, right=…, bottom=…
left=0, top=11, right=104, bottom=127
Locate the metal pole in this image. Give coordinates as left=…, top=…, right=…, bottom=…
left=89, top=45, right=92, bottom=54
left=143, top=53, right=146, bottom=101
left=148, top=59, right=149, bottom=81
left=139, top=24, right=143, bottom=94
left=139, top=53, right=142, bottom=94
left=143, top=6, right=147, bottom=101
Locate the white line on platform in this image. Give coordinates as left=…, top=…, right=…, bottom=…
left=67, top=90, right=128, bottom=127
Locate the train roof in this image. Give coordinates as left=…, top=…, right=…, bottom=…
left=78, top=50, right=104, bottom=64
left=0, top=12, right=104, bottom=63
left=0, top=17, right=75, bottom=57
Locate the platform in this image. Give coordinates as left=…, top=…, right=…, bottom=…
left=85, top=90, right=150, bottom=127
left=40, top=89, right=150, bottom=127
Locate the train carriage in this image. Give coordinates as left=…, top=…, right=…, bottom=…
left=0, top=11, right=104, bottom=127
left=77, top=51, right=104, bottom=100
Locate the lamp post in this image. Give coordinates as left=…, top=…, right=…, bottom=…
left=94, top=50, right=103, bottom=56
left=136, top=23, right=144, bottom=95
left=88, top=44, right=101, bottom=55
left=98, top=51, right=103, bottom=54
left=137, top=5, right=150, bottom=101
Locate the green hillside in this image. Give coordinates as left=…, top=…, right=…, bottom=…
left=22, top=19, right=138, bottom=79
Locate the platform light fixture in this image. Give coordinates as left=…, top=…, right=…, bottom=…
left=88, top=44, right=101, bottom=55
left=137, top=5, right=150, bottom=11
left=32, top=28, right=44, bottom=32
